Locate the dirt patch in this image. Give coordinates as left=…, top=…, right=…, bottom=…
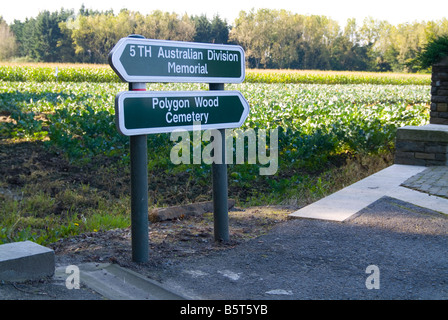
left=51, top=206, right=294, bottom=269
left=0, top=139, right=128, bottom=197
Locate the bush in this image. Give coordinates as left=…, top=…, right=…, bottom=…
left=416, top=35, right=448, bottom=69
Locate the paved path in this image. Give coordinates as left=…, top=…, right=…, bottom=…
left=139, top=196, right=448, bottom=300
left=402, top=166, right=448, bottom=199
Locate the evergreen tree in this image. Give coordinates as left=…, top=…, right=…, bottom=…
left=209, top=15, right=229, bottom=44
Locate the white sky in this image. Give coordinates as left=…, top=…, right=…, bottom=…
left=1, top=0, right=447, bottom=27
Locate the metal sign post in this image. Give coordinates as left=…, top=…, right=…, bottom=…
left=209, top=83, right=229, bottom=242
left=129, top=82, right=149, bottom=263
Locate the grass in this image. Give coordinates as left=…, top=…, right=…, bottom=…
left=0, top=177, right=131, bottom=245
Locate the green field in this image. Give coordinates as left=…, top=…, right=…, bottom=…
left=0, top=64, right=431, bottom=244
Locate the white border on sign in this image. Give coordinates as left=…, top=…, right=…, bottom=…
left=109, top=38, right=246, bottom=83
left=115, top=90, right=250, bottom=136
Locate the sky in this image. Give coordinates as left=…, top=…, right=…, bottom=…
left=1, top=0, right=447, bottom=27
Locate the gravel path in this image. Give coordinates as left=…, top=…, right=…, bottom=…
left=138, top=196, right=448, bottom=300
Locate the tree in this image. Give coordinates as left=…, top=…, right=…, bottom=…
left=134, top=11, right=195, bottom=42
left=191, top=14, right=229, bottom=44
left=328, top=18, right=374, bottom=71
left=298, top=15, right=339, bottom=70
left=33, top=10, right=74, bottom=62
left=10, top=18, right=37, bottom=60
left=344, top=18, right=359, bottom=45
left=5, top=6, right=448, bottom=70
left=392, top=22, right=428, bottom=72
left=0, top=17, right=17, bottom=60
left=64, top=10, right=136, bottom=63
left=230, top=9, right=303, bottom=68
left=10, top=10, right=75, bottom=62
left=209, top=15, right=229, bottom=44
left=192, top=14, right=212, bottom=43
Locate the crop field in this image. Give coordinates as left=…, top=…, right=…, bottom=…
left=0, top=63, right=431, bottom=244
left=0, top=65, right=430, bottom=162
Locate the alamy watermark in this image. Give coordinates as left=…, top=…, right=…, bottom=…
left=65, top=265, right=80, bottom=290
left=170, top=122, right=278, bottom=176
left=365, top=265, right=380, bottom=290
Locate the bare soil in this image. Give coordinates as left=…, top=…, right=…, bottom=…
left=51, top=206, right=293, bottom=270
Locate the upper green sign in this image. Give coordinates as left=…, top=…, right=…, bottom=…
left=109, top=37, right=245, bottom=83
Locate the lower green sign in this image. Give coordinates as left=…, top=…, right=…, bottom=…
left=115, top=91, right=250, bottom=136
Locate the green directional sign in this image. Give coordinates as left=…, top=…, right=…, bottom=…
left=115, top=91, right=250, bottom=136
left=109, top=37, right=245, bottom=83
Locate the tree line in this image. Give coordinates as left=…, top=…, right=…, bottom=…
left=1, top=7, right=447, bottom=72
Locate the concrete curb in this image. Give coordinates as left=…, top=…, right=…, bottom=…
left=55, top=263, right=186, bottom=300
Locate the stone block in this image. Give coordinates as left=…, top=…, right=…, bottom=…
left=438, top=72, right=448, bottom=80
left=435, top=153, right=448, bottom=161
left=437, top=103, right=448, bottom=112
left=395, top=124, right=448, bottom=166
left=0, top=241, right=54, bottom=282
left=396, top=124, right=448, bottom=142
left=394, top=155, right=426, bottom=166
left=430, top=111, right=439, bottom=118
left=431, top=96, right=448, bottom=103
left=394, top=150, right=414, bottom=158
left=415, top=152, right=435, bottom=160
left=395, top=140, right=425, bottom=152
left=430, top=118, right=448, bottom=125
left=425, top=143, right=448, bottom=154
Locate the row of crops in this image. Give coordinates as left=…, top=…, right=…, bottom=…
left=0, top=64, right=431, bottom=85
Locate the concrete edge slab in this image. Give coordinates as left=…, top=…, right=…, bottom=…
left=0, top=241, right=55, bottom=282
left=289, top=164, right=428, bottom=222
left=393, top=186, right=448, bottom=215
